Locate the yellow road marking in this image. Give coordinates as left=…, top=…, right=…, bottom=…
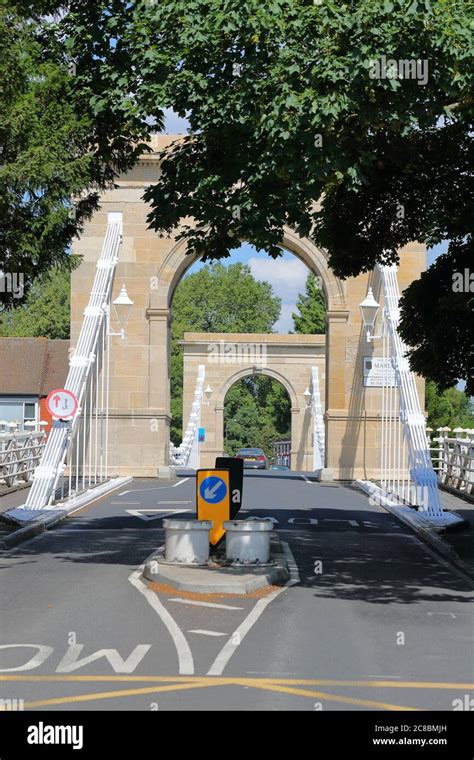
left=244, top=682, right=420, bottom=711
left=1, top=674, right=464, bottom=711
left=15, top=680, right=419, bottom=712
left=21, top=682, right=217, bottom=709
left=0, top=675, right=471, bottom=689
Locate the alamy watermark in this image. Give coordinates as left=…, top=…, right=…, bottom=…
left=0, top=698, right=24, bottom=711
left=0, top=272, right=24, bottom=299
left=368, top=55, right=429, bottom=86
left=452, top=269, right=474, bottom=293
left=207, top=340, right=268, bottom=367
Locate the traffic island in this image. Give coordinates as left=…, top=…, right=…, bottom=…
left=143, top=531, right=290, bottom=595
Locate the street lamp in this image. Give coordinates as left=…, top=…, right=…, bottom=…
left=303, top=387, right=312, bottom=409
left=110, top=284, right=134, bottom=339
left=359, top=287, right=380, bottom=343
left=202, top=385, right=213, bottom=405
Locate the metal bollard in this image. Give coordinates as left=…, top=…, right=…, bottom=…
left=224, top=520, right=273, bottom=564
left=163, top=519, right=212, bottom=565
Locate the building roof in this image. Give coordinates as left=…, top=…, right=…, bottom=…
left=0, top=338, right=70, bottom=396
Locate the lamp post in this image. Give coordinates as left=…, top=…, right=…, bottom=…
left=202, top=385, right=213, bottom=405
left=303, top=387, right=312, bottom=410
left=109, top=284, right=134, bottom=339
left=359, top=287, right=380, bottom=343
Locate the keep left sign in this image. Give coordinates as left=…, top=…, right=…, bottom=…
left=46, top=388, right=78, bottom=421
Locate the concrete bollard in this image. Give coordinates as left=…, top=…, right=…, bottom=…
left=163, top=519, right=212, bottom=565
left=224, top=520, right=273, bottom=564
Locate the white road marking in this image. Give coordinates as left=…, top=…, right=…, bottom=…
left=126, top=508, right=189, bottom=521
left=156, top=500, right=192, bottom=505
left=118, top=479, right=189, bottom=496
left=323, top=518, right=359, bottom=527
left=128, top=561, right=194, bottom=675
left=0, top=645, right=53, bottom=672
left=188, top=630, right=227, bottom=637
left=428, top=612, right=457, bottom=619
left=50, top=528, right=156, bottom=534
left=170, top=599, right=243, bottom=611
left=56, top=644, right=151, bottom=674
left=367, top=675, right=401, bottom=679
left=206, top=542, right=299, bottom=677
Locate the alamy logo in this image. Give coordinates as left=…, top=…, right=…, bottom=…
left=368, top=55, right=429, bottom=85
left=27, top=722, right=84, bottom=750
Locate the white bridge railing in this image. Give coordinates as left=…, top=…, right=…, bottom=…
left=0, top=431, right=46, bottom=488
left=427, top=427, right=474, bottom=497
left=170, top=364, right=205, bottom=469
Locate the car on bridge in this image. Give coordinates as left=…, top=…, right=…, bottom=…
left=235, top=447, right=268, bottom=469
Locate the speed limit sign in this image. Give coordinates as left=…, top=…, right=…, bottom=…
left=46, top=389, right=79, bottom=421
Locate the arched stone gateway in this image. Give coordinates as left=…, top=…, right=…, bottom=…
left=71, top=135, right=426, bottom=479
left=180, top=332, right=325, bottom=471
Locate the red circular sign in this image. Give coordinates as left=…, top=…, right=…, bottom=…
left=46, top=389, right=79, bottom=420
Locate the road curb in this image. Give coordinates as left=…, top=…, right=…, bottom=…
left=143, top=533, right=290, bottom=594
left=355, top=480, right=474, bottom=585
left=0, top=476, right=133, bottom=550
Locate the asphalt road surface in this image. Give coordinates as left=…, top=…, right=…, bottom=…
left=1, top=473, right=473, bottom=711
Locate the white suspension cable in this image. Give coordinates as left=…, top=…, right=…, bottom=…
left=21, top=213, right=123, bottom=510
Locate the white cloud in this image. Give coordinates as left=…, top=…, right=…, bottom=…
left=248, top=256, right=308, bottom=303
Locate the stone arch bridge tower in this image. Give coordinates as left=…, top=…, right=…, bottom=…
left=71, top=135, right=425, bottom=478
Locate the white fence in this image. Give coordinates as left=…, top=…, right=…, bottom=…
left=427, top=427, right=474, bottom=497
left=0, top=431, right=47, bottom=488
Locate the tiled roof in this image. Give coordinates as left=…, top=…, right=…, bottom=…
left=0, top=338, right=69, bottom=396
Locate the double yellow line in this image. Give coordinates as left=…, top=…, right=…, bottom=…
left=1, top=675, right=472, bottom=711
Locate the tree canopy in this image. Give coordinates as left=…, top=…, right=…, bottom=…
left=2, top=0, right=472, bottom=389
left=0, top=2, right=156, bottom=307
left=137, top=0, right=472, bottom=391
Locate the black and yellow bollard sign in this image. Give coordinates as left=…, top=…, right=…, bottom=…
left=196, top=469, right=231, bottom=546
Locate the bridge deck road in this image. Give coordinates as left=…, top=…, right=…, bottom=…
left=0, top=473, right=472, bottom=711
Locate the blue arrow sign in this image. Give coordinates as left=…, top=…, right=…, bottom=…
left=199, top=476, right=227, bottom=504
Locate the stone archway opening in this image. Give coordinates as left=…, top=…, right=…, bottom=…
left=223, top=373, right=292, bottom=466
left=168, top=241, right=329, bottom=464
